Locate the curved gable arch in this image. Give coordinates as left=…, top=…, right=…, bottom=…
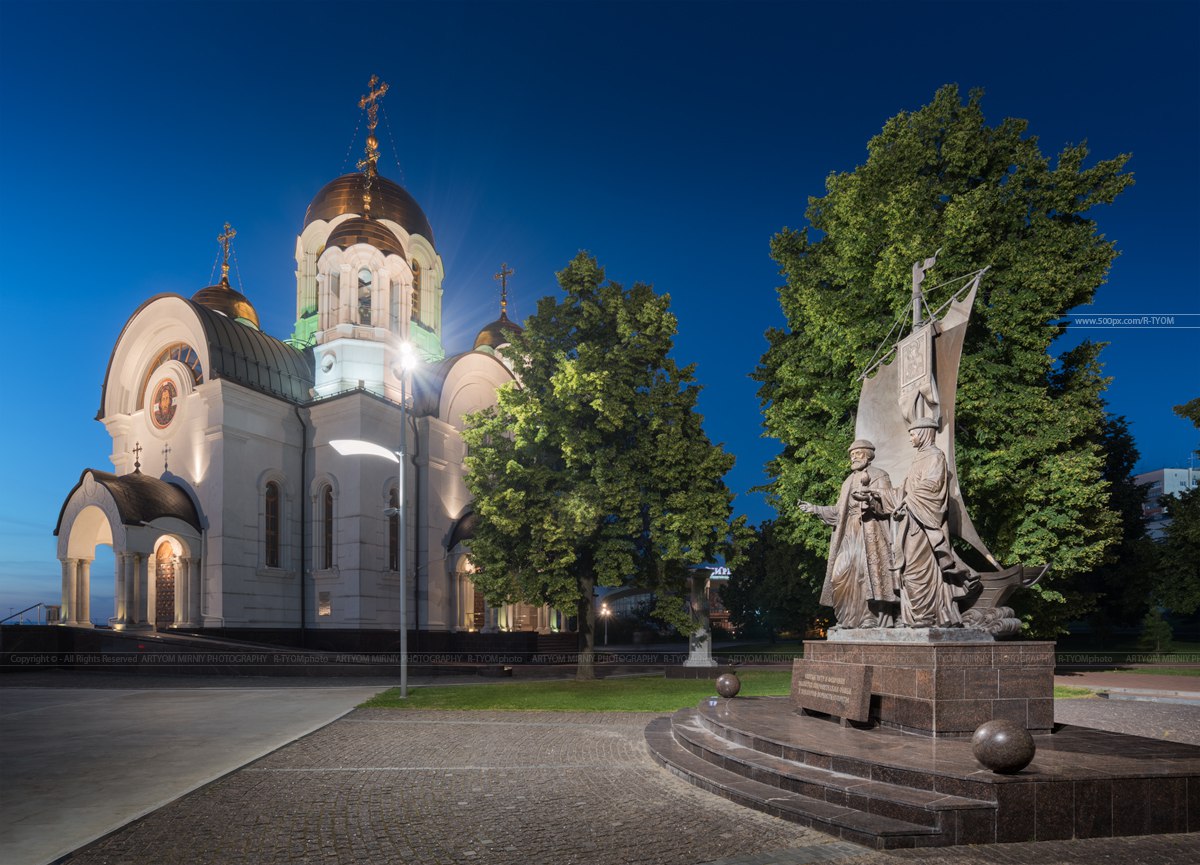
left=100, top=295, right=211, bottom=420
left=438, top=352, right=517, bottom=431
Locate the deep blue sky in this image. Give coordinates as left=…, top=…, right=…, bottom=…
left=1, top=1, right=1197, bottom=620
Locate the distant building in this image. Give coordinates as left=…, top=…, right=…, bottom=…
left=1136, top=468, right=1198, bottom=540
left=597, top=565, right=733, bottom=634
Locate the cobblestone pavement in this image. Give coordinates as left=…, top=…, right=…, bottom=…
left=62, top=702, right=1200, bottom=865
left=64, top=710, right=831, bottom=865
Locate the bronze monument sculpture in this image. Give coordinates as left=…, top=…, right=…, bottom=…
left=802, top=253, right=1043, bottom=637
left=646, top=253, right=1200, bottom=848
left=798, top=440, right=896, bottom=629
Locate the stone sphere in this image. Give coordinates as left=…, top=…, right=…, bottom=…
left=715, top=672, right=741, bottom=699
left=971, top=719, right=1036, bottom=774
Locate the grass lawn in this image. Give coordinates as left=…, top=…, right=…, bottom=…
left=361, top=671, right=1098, bottom=710
left=361, top=670, right=792, bottom=711
left=1053, top=685, right=1099, bottom=699
left=1109, top=666, right=1200, bottom=677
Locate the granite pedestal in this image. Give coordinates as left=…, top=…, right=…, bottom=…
left=797, top=633, right=1055, bottom=737
left=645, top=695, right=1200, bottom=849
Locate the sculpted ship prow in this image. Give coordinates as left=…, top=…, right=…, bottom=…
left=858, top=254, right=1045, bottom=635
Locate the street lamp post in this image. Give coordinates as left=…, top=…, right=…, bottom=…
left=600, top=602, right=610, bottom=646
left=332, top=342, right=418, bottom=699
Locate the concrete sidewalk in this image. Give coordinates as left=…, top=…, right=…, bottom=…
left=0, top=676, right=389, bottom=865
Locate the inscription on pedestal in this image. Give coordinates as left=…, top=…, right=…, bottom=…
left=791, top=659, right=872, bottom=721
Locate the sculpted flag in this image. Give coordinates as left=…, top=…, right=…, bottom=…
left=853, top=264, right=1045, bottom=634
left=856, top=276, right=996, bottom=569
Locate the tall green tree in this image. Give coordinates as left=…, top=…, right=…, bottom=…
left=1083, top=414, right=1156, bottom=632
left=1151, top=399, right=1200, bottom=616
left=757, top=85, right=1133, bottom=636
left=462, top=253, right=739, bottom=679
left=721, top=520, right=825, bottom=641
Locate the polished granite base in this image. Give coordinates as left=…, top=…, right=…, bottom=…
left=826, top=626, right=994, bottom=643
left=801, top=639, right=1056, bottom=737
left=645, top=695, right=1200, bottom=849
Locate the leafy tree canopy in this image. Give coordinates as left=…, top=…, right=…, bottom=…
left=721, top=520, right=826, bottom=641
left=756, top=85, right=1133, bottom=636
left=462, top=253, right=740, bottom=677
left=1151, top=399, right=1200, bottom=616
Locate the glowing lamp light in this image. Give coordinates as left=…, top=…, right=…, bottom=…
left=329, top=439, right=399, bottom=463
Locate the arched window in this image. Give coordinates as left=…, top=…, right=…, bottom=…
left=358, top=268, right=373, bottom=325
left=389, top=277, right=399, bottom=331
left=137, top=342, right=203, bottom=408
left=388, top=487, right=399, bottom=571
left=321, top=485, right=334, bottom=570
left=411, top=260, right=422, bottom=322
left=265, top=482, right=281, bottom=568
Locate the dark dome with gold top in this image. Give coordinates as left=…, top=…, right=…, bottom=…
left=191, top=278, right=261, bottom=329
left=304, top=173, right=435, bottom=247
left=326, top=216, right=407, bottom=258
left=473, top=311, right=523, bottom=350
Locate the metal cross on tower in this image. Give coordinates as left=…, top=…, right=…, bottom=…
left=162, top=443, right=171, bottom=472
left=217, top=222, right=237, bottom=285
left=132, top=441, right=143, bottom=473
left=494, top=263, right=514, bottom=318
left=356, top=75, right=390, bottom=217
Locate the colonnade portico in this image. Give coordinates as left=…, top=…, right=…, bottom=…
left=58, top=557, right=94, bottom=627
left=55, top=469, right=204, bottom=632
left=450, top=566, right=559, bottom=634
left=109, top=549, right=202, bottom=630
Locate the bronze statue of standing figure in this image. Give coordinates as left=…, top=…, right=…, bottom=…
left=799, top=440, right=899, bottom=629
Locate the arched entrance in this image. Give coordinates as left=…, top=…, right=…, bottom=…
left=155, top=541, right=176, bottom=629
left=56, top=469, right=203, bottom=631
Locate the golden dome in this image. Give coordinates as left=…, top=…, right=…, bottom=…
left=304, top=173, right=435, bottom=247
left=191, top=280, right=261, bottom=329
left=474, top=312, right=522, bottom=350
left=326, top=217, right=407, bottom=258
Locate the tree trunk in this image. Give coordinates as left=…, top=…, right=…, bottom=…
left=576, top=573, right=596, bottom=680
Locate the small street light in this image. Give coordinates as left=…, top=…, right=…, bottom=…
left=600, top=602, right=610, bottom=647
left=331, top=341, right=419, bottom=698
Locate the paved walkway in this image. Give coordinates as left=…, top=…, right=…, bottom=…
left=4, top=671, right=1200, bottom=865
left=0, top=675, right=386, bottom=865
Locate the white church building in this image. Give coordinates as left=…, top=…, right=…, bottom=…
left=53, top=80, right=564, bottom=651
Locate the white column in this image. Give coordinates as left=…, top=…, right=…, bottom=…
left=76, top=559, right=92, bottom=627
left=173, top=555, right=186, bottom=627
left=60, top=558, right=76, bottom=625
left=133, top=554, right=149, bottom=625
left=114, top=554, right=126, bottom=624
left=187, top=557, right=202, bottom=626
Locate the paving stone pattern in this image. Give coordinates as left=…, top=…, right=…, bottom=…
left=61, top=702, right=1200, bottom=865
left=64, top=710, right=830, bottom=865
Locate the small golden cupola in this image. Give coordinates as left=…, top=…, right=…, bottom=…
left=191, top=222, right=261, bottom=329
left=474, top=262, right=523, bottom=351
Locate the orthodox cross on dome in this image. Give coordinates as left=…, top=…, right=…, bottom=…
left=162, top=443, right=171, bottom=473
left=217, top=222, right=237, bottom=286
left=132, top=442, right=143, bottom=474
left=493, top=263, right=514, bottom=319
left=356, top=75, right=390, bottom=217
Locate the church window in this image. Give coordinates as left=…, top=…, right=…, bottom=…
left=265, top=482, right=281, bottom=568
left=321, top=485, right=334, bottom=570
left=389, top=277, right=399, bottom=331
left=388, top=487, right=399, bottom=571
left=358, top=268, right=373, bottom=325
left=137, top=343, right=203, bottom=408
left=411, top=260, right=421, bottom=321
